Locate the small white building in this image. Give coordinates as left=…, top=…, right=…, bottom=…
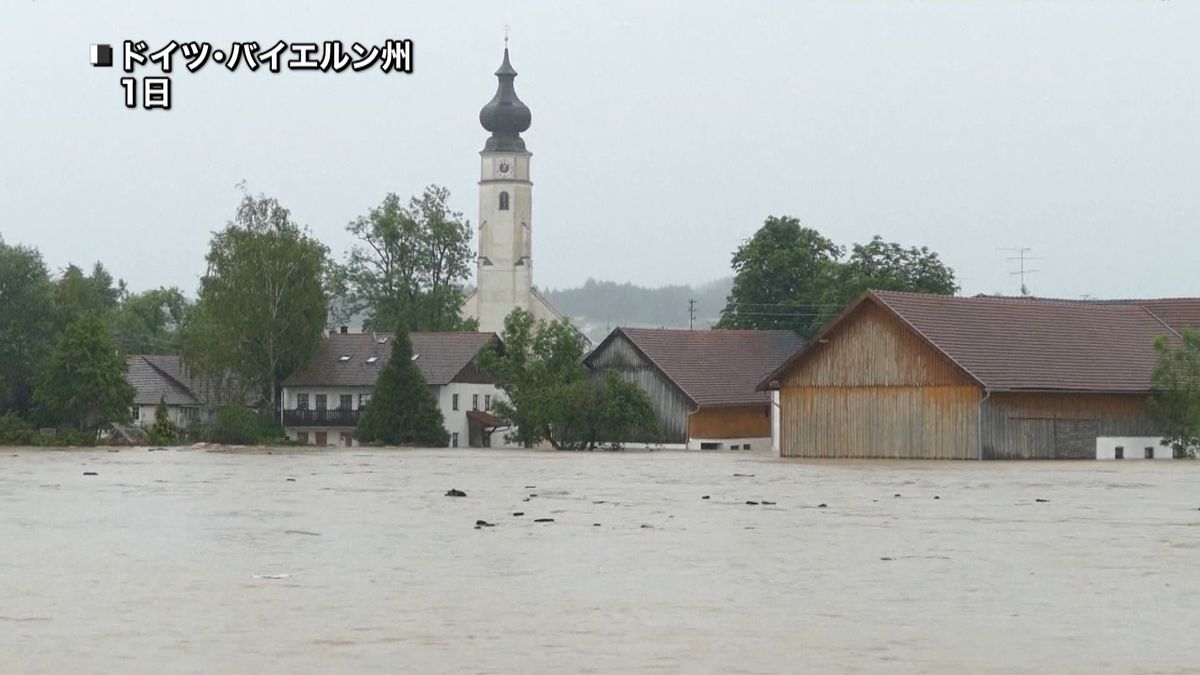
left=280, top=330, right=505, bottom=448
left=125, top=355, right=210, bottom=429
left=1096, top=437, right=1174, bottom=460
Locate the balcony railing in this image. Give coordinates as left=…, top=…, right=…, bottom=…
left=282, top=409, right=362, bottom=427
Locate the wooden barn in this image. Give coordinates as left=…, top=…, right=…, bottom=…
left=761, top=291, right=1200, bottom=459
left=585, top=328, right=805, bottom=450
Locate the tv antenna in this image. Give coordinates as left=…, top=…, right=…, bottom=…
left=999, top=247, right=1041, bottom=296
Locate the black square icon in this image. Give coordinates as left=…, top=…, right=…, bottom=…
left=91, top=44, right=113, bottom=68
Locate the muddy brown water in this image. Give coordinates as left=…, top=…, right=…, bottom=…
left=2, top=447, right=1199, bottom=674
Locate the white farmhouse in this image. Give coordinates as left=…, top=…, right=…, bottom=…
left=281, top=330, right=505, bottom=448
left=125, top=355, right=210, bottom=429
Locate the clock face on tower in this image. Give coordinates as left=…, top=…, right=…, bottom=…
left=495, top=159, right=512, bottom=178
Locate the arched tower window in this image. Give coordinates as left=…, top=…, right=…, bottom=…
left=498, top=191, right=510, bottom=211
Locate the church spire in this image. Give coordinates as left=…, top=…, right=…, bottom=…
left=479, top=46, right=531, bottom=152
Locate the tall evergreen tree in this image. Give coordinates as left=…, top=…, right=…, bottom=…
left=33, top=313, right=135, bottom=431
left=355, top=326, right=449, bottom=447
left=0, top=237, right=57, bottom=413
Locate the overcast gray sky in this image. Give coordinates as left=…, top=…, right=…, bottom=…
left=1, top=1, right=1196, bottom=301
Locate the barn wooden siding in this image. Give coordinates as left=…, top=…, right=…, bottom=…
left=778, top=302, right=981, bottom=459
left=980, top=393, right=1156, bottom=459
left=689, top=405, right=771, bottom=440
left=587, top=335, right=690, bottom=443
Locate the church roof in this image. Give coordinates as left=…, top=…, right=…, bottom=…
left=479, top=48, right=531, bottom=152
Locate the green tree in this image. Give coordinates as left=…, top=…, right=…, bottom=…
left=0, top=237, right=57, bottom=413
left=184, top=192, right=330, bottom=408
left=716, top=216, right=843, bottom=337
left=584, top=370, right=659, bottom=450
left=479, top=309, right=655, bottom=449
left=33, top=313, right=135, bottom=431
left=816, top=235, right=959, bottom=327
left=111, top=287, right=190, bottom=354
left=355, top=326, right=449, bottom=446
left=717, top=217, right=959, bottom=337
left=343, top=185, right=477, bottom=332
left=1149, top=330, right=1200, bottom=458
left=147, top=397, right=182, bottom=445
left=55, top=261, right=125, bottom=326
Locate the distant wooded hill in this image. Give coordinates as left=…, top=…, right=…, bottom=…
left=542, top=278, right=733, bottom=344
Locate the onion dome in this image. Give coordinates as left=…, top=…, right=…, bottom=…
left=479, top=48, right=531, bottom=152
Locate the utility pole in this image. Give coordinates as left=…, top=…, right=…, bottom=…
left=688, top=299, right=696, bottom=330
left=999, top=247, right=1042, bottom=297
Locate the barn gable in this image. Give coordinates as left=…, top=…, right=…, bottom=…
left=776, top=299, right=979, bottom=389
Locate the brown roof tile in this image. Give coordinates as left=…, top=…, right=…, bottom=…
left=284, top=332, right=499, bottom=388
left=766, top=291, right=1200, bottom=393
left=590, top=328, right=805, bottom=407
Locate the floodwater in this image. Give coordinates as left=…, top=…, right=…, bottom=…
left=2, top=448, right=1199, bottom=674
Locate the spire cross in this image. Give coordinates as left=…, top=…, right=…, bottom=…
left=504, top=25, right=510, bottom=48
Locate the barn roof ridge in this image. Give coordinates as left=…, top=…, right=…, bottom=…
left=761, top=290, right=1200, bottom=394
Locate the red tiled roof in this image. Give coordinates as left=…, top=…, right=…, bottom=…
left=589, top=328, right=805, bottom=407
left=764, top=291, right=1200, bottom=393
left=284, top=332, right=499, bottom=387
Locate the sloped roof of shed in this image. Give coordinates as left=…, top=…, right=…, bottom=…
left=589, top=328, right=805, bottom=407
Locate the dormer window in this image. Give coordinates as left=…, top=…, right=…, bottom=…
left=498, top=191, right=510, bottom=210
left=376, top=336, right=389, bottom=344
left=337, top=354, right=351, bottom=362
left=366, top=356, right=379, bottom=364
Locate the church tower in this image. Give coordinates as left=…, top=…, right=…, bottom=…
left=460, top=46, right=564, bottom=334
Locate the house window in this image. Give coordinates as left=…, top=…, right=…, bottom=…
left=452, top=432, right=459, bottom=448
left=315, top=395, right=327, bottom=410
left=359, top=393, right=371, bottom=409
left=297, top=394, right=309, bottom=410
left=452, top=394, right=459, bottom=411
left=298, top=431, right=309, bottom=445
left=132, top=406, right=140, bottom=421
left=183, top=407, right=199, bottom=423
left=1115, top=446, right=1124, bottom=460
left=700, top=442, right=721, bottom=450
left=1145, top=447, right=1155, bottom=459
left=472, top=394, right=479, bottom=411
left=340, top=432, right=353, bottom=447
left=485, top=394, right=492, bottom=411
left=498, top=191, right=510, bottom=210
left=315, top=431, right=328, bottom=446
left=339, top=394, right=352, bottom=410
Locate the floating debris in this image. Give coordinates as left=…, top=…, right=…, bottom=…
left=593, top=523, right=601, bottom=527
left=817, top=503, right=827, bottom=508
left=534, top=518, right=554, bottom=523
left=933, top=496, right=941, bottom=500
left=252, top=574, right=290, bottom=580
left=512, top=512, right=525, bottom=517
left=445, top=489, right=467, bottom=497
left=761, top=501, right=776, bottom=506
left=285, top=478, right=296, bottom=482
left=1035, top=498, right=1049, bottom=503
left=701, top=495, right=710, bottom=500
left=733, top=473, right=755, bottom=478
left=475, top=520, right=495, bottom=528
left=880, top=557, right=894, bottom=562
left=524, top=485, right=536, bottom=489
left=284, top=530, right=321, bottom=537
left=640, top=524, right=653, bottom=529
left=82, top=472, right=98, bottom=477
left=745, top=501, right=760, bottom=505
left=894, top=493, right=902, bottom=498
